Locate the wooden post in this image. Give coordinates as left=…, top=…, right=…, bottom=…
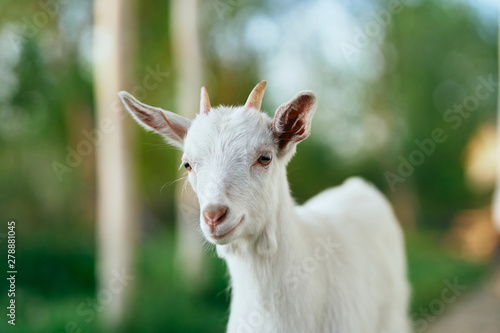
left=494, top=17, right=500, bottom=231
left=170, top=0, right=207, bottom=289
left=93, top=0, right=137, bottom=329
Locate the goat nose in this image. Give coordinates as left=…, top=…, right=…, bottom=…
left=203, top=205, right=229, bottom=227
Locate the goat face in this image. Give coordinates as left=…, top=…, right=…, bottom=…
left=183, top=106, right=278, bottom=244
left=119, top=81, right=316, bottom=246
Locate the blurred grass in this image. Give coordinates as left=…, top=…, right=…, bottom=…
left=406, top=231, right=492, bottom=314
left=0, top=229, right=492, bottom=333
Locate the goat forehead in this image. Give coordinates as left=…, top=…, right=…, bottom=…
left=185, top=106, right=274, bottom=159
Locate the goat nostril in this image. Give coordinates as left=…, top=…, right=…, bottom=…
left=217, top=209, right=228, bottom=222
left=203, top=205, right=229, bottom=226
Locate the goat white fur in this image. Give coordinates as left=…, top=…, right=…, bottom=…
left=119, top=82, right=411, bottom=333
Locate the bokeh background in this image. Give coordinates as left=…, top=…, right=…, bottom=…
left=0, top=0, right=499, bottom=332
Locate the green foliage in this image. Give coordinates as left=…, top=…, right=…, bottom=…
left=406, top=231, right=491, bottom=314
left=382, top=0, right=498, bottom=228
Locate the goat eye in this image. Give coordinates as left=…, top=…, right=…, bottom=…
left=257, top=153, right=272, bottom=165
left=183, top=162, right=192, bottom=171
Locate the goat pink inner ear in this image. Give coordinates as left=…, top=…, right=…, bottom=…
left=276, top=111, right=307, bottom=150
left=273, top=92, right=316, bottom=151
left=118, top=91, right=191, bottom=149
left=164, top=115, right=188, bottom=142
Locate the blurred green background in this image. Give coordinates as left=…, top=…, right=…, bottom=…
left=0, top=0, right=498, bottom=332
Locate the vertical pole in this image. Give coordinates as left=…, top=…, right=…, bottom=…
left=170, top=0, right=207, bottom=289
left=494, top=15, right=500, bottom=231
left=94, top=0, right=137, bottom=329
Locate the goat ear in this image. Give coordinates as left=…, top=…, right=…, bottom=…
left=118, top=91, right=191, bottom=149
left=272, top=91, right=317, bottom=155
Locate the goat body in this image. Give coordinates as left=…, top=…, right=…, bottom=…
left=224, top=177, right=410, bottom=333
left=119, top=81, right=411, bottom=333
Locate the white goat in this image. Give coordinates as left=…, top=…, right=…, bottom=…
left=119, top=81, right=411, bottom=333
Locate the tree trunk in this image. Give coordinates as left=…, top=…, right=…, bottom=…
left=494, top=20, right=500, bottom=231
left=170, top=0, right=207, bottom=289
left=94, top=0, right=137, bottom=329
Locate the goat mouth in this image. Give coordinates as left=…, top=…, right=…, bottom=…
left=211, top=216, right=244, bottom=240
